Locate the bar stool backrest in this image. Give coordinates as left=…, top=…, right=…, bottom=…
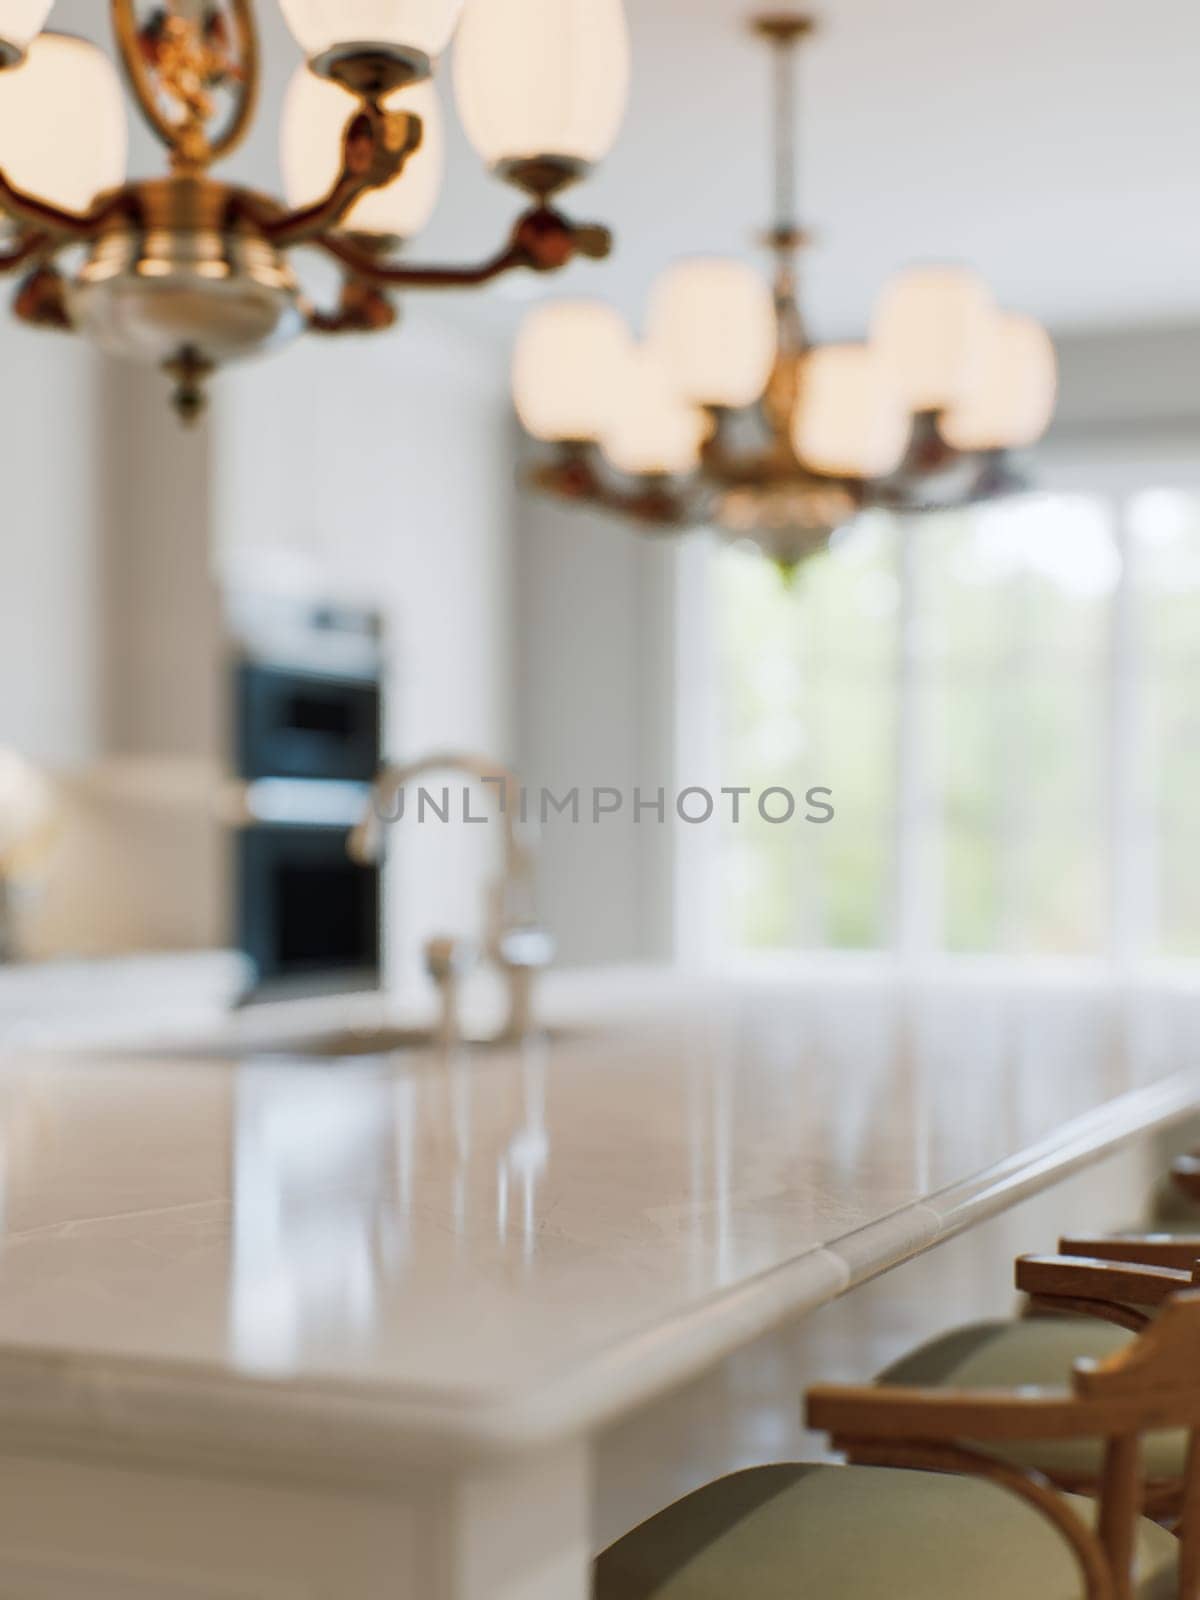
left=809, top=1290, right=1200, bottom=1600
left=1077, top=1291, right=1200, bottom=1596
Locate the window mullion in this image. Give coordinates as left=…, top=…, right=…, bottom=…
left=892, top=516, right=942, bottom=960
left=1108, top=495, right=1152, bottom=964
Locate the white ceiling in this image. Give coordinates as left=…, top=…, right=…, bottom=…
left=46, top=0, right=1200, bottom=346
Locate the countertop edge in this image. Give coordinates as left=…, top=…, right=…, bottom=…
left=0, top=1069, right=1191, bottom=1478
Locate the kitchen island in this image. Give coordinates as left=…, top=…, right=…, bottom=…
left=0, top=962, right=1196, bottom=1598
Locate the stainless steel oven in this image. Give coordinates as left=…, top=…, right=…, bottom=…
left=235, top=662, right=380, bottom=785
left=236, top=815, right=379, bottom=998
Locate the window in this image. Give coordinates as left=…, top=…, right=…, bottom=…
left=707, top=474, right=1200, bottom=963
left=1130, top=489, right=1200, bottom=959
left=716, top=514, right=899, bottom=951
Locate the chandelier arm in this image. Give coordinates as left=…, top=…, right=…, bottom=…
left=528, top=447, right=693, bottom=532
left=245, top=107, right=425, bottom=248
left=0, top=230, right=50, bottom=275
left=315, top=207, right=613, bottom=291
left=306, top=276, right=399, bottom=336
left=870, top=453, right=1023, bottom=518
left=13, top=264, right=72, bottom=331
left=606, top=486, right=695, bottom=531
left=700, top=431, right=792, bottom=487
left=111, top=0, right=262, bottom=171
left=315, top=233, right=524, bottom=290
left=592, top=481, right=696, bottom=531
left=0, top=172, right=128, bottom=242
left=253, top=175, right=380, bottom=249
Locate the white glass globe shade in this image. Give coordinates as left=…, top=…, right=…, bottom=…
left=601, top=347, right=707, bottom=478
left=513, top=300, right=631, bottom=443
left=0, top=34, right=127, bottom=213
left=941, top=313, right=1058, bottom=452
left=647, top=257, right=776, bottom=410
left=454, top=0, right=630, bottom=170
left=871, top=265, right=995, bottom=414
left=282, top=70, right=443, bottom=239
left=793, top=344, right=911, bottom=480
left=0, top=0, right=53, bottom=62
left=278, top=0, right=465, bottom=62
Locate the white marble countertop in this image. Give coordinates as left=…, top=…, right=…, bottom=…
left=0, top=961, right=1197, bottom=1476
left=0, top=950, right=250, bottom=1045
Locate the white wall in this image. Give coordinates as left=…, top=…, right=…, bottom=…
left=0, top=323, right=104, bottom=770
left=1048, top=321, right=1200, bottom=457
left=514, top=487, right=680, bottom=967
left=17, top=352, right=227, bottom=958
left=0, top=0, right=117, bottom=779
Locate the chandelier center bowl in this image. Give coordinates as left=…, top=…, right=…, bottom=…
left=68, top=177, right=305, bottom=369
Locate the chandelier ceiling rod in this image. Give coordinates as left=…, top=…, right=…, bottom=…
left=755, top=14, right=812, bottom=255
left=755, top=12, right=815, bottom=399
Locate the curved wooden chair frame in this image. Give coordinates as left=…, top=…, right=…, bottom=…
left=809, top=1291, right=1200, bottom=1600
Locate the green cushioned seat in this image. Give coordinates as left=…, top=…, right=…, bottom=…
left=594, top=1462, right=1178, bottom=1599
left=879, top=1319, right=1187, bottom=1481
left=1148, top=1178, right=1200, bottom=1230
left=1152, top=1203, right=1200, bottom=1235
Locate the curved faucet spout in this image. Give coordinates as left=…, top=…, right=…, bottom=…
left=350, top=751, right=553, bottom=1043
left=350, top=751, right=523, bottom=872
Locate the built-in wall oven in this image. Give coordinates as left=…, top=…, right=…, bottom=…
left=236, top=661, right=380, bottom=785
left=229, top=601, right=384, bottom=1002
left=235, top=808, right=380, bottom=996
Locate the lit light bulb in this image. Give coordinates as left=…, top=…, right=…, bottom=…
left=0, top=34, right=127, bottom=212
left=278, top=0, right=466, bottom=64
left=455, top=0, right=630, bottom=172
left=793, top=344, right=910, bottom=480
left=0, top=0, right=52, bottom=64
left=871, top=265, right=995, bottom=414
left=513, top=300, right=631, bottom=442
left=601, top=346, right=708, bottom=478
left=647, top=257, right=776, bottom=410
left=282, top=71, right=443, bottom=239
left=941, top=313, right=1057, bottom=452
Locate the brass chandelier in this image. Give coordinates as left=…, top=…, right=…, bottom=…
left=0, top=0, right=630, bottom=418
left=512, top=12, right=1059, bottom=577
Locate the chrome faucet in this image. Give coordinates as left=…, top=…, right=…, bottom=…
left=349, top=752, right=555, bottom=1044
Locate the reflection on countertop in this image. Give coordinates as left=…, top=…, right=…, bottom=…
left=0, top=960, right=1195, bottom=1447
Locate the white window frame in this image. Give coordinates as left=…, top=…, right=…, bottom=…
left=673, top=444, right=1200, bottom=971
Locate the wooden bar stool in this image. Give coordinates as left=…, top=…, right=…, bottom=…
left=594, top=1292, right=1200, bottom=1598
left=1057, top=1155, right=1200, bottom=1271
left=866, top=1254, right=1198, bottom=1518
left=855, top=1150, right=1200, bottom=1509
